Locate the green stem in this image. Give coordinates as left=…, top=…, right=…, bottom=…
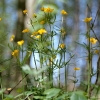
left=64, top=52, right=67, bottom=89
left=39, top=51, right=43, bottom=79
left=49, top=23, right=53, bottom=87
left=59, top=68, right=60, bottom=88
left=21, top=45, right=25, bottom=98
left=33, top=51, right=38, bottom=70
left=73, top=71, right=76, bottom=91
left=87, top=29, right=92, bottom=98
left=0, top=73, right=3, bottom=100
left=22, top=45, right=24, bottom=62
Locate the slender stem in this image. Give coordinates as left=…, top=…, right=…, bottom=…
left=73, top=71, right=76, bottom=91
left=64, top=52, right=67, bottom=89
left=22, top=45, right=24, bottom=62
left=59, top=68, right=60, bottom=88
left=21, top=45, right=25, bottom=98
left=8, top=74, right=28, bottom=94
left=87, top=28, right=92, bottom=98
left=38, top=51, right=44, bottom=79
left=0, top=73, right=4, bottom=99
left=49, top=23, right=53, bottom=87
left=33, top=52, right=38, bottom=70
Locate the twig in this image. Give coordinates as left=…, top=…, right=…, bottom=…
left=4, top=74, right=28, bottom=94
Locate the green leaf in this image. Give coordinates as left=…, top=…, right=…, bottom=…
left=70, top=91, right=87, bottom=100
left=0, top=88, right=6, bottom=95
left=44, top=88, right=61, bottom=99
left=14, top=91, right=34, bottom=99
left=22, top=64, right=48, bottom=76
left=56, top=94, right=69, bottom=100
left=3, top=94, right=14, bottom=100
left=34, top=96, right=44, bottom=99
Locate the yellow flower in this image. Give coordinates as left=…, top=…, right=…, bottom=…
left=90, top=37, right=97, bottom=44
left=60, top=28, right=66, bottom=37
left=0, top=18, right=2, bottom=21
left=31, top=31, right=38, bottom=37
left=35, top=35, right=41, bottom=39
left=33, top=13, right=37, bottom=18
left=61, top=10, right=68, bottom=15
left=40, top=20, right=45, bottom=24
left=83, top=17, right=92, bottom=23
left=41, top=7, right=45, bottom=11
left=94, top=49, right=99, bottom=54
left=12, top=49, right=19, bottom=57
left=23, top=10, right=28, bottom=14
left=59, top=43, right=65, bottom=49
left=41, top=7, right=54, bottom=13
left=74, top=67, right=80, bottom=71
left=17, top=40, right=24, bottom=46
left=22, top=29, right=29, bottom=33
left=38, top=29, right=47, bottom=35
left=10, top=35, right=15, bottom=42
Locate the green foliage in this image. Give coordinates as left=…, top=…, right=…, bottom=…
left=70, top=91, right=87, bottom=100
left=0, top=1, right=100, bottom=100
left=43, top=88, right=61, bottom=99
left=0, top=88, right=6, bottom=95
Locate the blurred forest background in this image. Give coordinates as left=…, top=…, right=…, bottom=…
left=0, top=0, right=100, bottom=96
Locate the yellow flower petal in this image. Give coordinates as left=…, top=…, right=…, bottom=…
left=41, top=7, right=54, bottom=13
left=12, top=49, right=19, bottom=57
left=22, top=29, right=29, bottom=33
left=94, top=49, right=99, bottom=54
left=23, top=10, right=28, bottom=14
left=41, top=7, right=45, bottom=11
left=83, top=17, right=92, bottom=23
left=59, top=43, right=65, bottom=49
left=90, top=37, right=97, bottom=44
left=10, top=35, right=15, bottom=42
left=17, top=40, right=24, bottom=46
left=40, top=20, right=45, bottom=24
left=31, top=31, right=38, bottom=37
left=74, top=67, right=80, bottom=71
left=35, top=35, right=41, bottom=39
left=33, top=13, right=37, bottom=18
left=61, top=10, right=68, bottom=15
left=38, top=29, right=47, bottom=35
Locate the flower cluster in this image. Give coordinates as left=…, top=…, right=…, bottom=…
left=41, top=7, right=54, bottom=13
left=30, top=29, right=47, bottom=39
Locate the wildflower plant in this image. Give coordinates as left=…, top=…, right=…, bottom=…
left=1, top=5, right=100, bottom=100
left=5, top=7, right=75, bottom=99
